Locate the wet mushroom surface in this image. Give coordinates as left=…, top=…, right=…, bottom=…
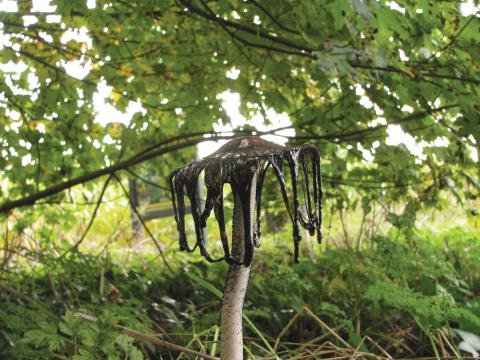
left=169, top=135, right=323, bottom=266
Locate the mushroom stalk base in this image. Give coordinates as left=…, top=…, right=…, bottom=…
left=220, top=176, right=256, bottom=360
left=220, top=256, right=250, bottom=360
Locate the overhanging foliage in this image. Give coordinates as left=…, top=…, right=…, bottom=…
left=0, top=0, right=479, bottom=223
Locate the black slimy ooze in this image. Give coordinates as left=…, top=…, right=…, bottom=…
left=169, top=136, right=323, bottom=266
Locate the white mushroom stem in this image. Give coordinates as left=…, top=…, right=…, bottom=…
left=220, top=175, right=257, bottom=360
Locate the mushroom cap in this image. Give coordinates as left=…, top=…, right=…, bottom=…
left=203, top=135, right=318, bottom=165
left=207, top=136, right=287, bottom=158
left=169, top=136, right=323, bottom=266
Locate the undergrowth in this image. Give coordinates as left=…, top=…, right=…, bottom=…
left=1, top=227, right=479, bottom=359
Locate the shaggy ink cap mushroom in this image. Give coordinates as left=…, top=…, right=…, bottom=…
left=169, top=136, right=323, bottom=266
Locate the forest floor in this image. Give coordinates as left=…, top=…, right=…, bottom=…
left=1, top=227, right=479, bottom=359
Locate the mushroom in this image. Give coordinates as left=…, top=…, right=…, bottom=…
left=169, top=136, right=323, bottom=360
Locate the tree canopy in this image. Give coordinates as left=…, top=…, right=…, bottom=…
left=0, top=0, right=479, bottom=229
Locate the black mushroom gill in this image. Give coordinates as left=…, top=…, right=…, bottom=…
left=168, top=136, right=323, bottom=266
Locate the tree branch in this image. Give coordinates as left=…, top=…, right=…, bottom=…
left=246, top=0, right=300, bottom=35
left=293, top=104, right=458, bottom=142
left=179, top=0, right=313, bottom=52
left=179, top=1, right=480, bottom=85
left=0, top=104, right=459, bottom=214
left=348, top=62, right=480, bottom=85
left=3, top=45, right=210, bottom=112
left=0, top=136, right=219, bottom=213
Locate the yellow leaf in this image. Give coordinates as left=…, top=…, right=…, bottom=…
left=106, top=122, right=124, bottom=138
left=110, top=90, right=122, bottom=104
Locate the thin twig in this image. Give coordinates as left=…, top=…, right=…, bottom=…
left=274, top=307, right=304, bottom=351
left=125, top=168, right=169, bottom=192
left=436, top=330, right=448, bottom=358
left=247, top=0, right=300, bottom=35
left=113, top=173, right=173, bottom=273
left=365, top=336, right=393, bottom=359
left=68, top=174, right=113, bottom=253
left=439, top=329, right=461, bottom=359
left=420, top=11, right=480, bottom=64
left=302, top=306, right=353, bottom=349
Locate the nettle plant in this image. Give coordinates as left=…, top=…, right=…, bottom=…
left=169, top=136, right=323, bottom=359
